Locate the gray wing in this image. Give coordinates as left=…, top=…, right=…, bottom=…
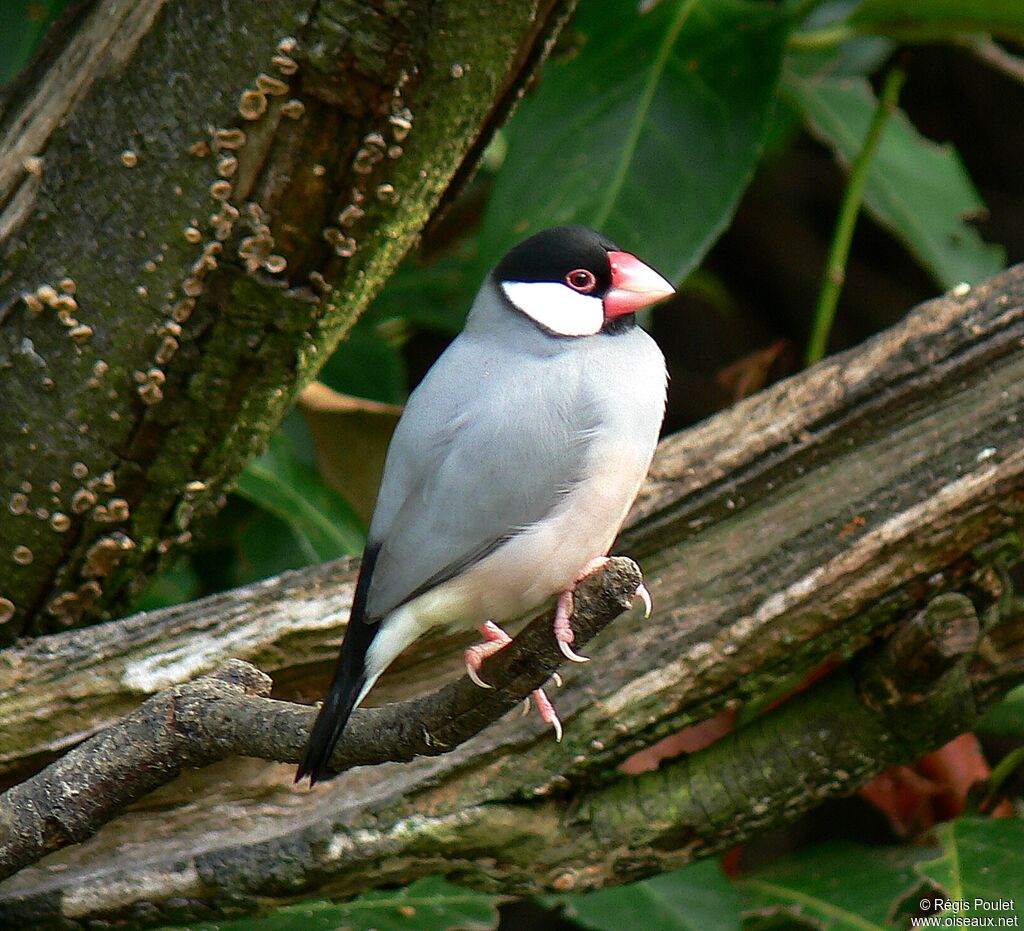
left=362, top=331, right=594, bottom=621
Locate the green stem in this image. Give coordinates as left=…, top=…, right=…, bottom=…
left=983, top=745, right=1024, bottom=804
left=789, top=22, right=1019, bottom=51
left=805, top=66, right=905, bottom=367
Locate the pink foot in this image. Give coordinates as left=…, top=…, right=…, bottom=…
left=519, top=671, right=560, bottom=711
left=464, top=620, right=512, bottom=689
left=465, top=623, right=564, bottom=740
left=554, top=556, right=610, bottom=664
left=578, top=555, right=611, bottom=578
left=555, top=557, right=654, bottom=661
left=532, top=687, right=563, bottom=742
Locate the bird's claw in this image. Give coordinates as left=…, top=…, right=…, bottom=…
left=466, top=661, right=493, bottom=690
left=532, top=687, right=563, bottom=742
left=634, top=582, right=653, bottom=619
left=558, top=637, right=590, bottom=664
left=465, top=593, right=581, bottom=740
left=554, top=588, right=589, bottom=663
left=464, top=620, right=512, bottom=690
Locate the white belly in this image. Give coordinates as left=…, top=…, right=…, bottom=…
left=457, top=442, right=650, bottom=617
left=362, top=441, right=653, bottom=690
left=360, top=324, right=667, bottom=697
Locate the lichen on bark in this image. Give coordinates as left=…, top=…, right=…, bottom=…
left=0, top=0, right=574, bottom=641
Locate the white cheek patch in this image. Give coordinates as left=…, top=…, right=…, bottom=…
left=501, top=281, right=604, bottom=337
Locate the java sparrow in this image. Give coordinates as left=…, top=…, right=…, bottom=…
left=297, top=225, right=674, bottom=784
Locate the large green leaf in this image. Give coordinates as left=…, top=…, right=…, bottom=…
left=0, top=0, right=69, bottom=86
left=977, top=684, right=1024, bottom=737
left=915, top=818, right=1024, bottom=920
left=479, top=0, right=793, bottom=283
left=848, top=0, right=1024, bottom=42
left=171, top=877, right=499, bottom=931
left=235, top=433, right=366, bottom=562
left=133, top=557, right=202, bottom=612
left=367, top=248, right=479, bottom=336
left=234, top=506, right=322, bottom=581
left=785, top=72, right=1005, bottom=289
left=318, top=316, right=408, bottom=405
left=552, top=859, right=742, bottom=931
left=736, top=841, right=932, bottom=930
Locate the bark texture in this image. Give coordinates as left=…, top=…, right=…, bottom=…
left=0, top=266, right=1022, bottom=926
left=0, top=560, right=643, bottom=880
left=0, top=0, right=573, bottom=641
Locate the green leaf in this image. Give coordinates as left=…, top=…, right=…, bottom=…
left=234, top=506, right=320, bottom=581
left=736, top=841, right=932, bottom=930
left=479, top=0, right=793, bottom=282
left=784, top=72, right=1005, bottom=288
left=848, top=0, right=1024, bottom=43
left=552, top=859, right=742, bottom=931
left=235, top=433, right=365, bottom=562
left=132, top=558, right=202, bottom=612
left=319, top=316, right=408, bottom=405
left=0, top=0, right=70, bottom=87
left=170, top=877, right=499, bottom=931
left=368, top=248, right=479, bottom=336
left=977, top=684, right=1024, bottom=737
left=915, top=817, right=1024, bottom=920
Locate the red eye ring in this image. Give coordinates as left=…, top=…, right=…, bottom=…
left=565, top=268, right=597, bottom=293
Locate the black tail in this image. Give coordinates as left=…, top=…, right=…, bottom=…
left=296, top=545, right=380, bottom=786
left=295, top=666, right=365, bottom=785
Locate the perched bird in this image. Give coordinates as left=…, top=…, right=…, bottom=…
left=297, top=225, right=674, bottom=784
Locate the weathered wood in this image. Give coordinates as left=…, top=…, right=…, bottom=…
left=0, top=557, right=358, bottom=774
left=0, top=267, right=1022, bottom=926
left=0, top=0, right=574, bottom=640
left=0, top=560, right=643, bottom=880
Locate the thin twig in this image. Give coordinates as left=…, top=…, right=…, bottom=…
left=805, top=65, right=905, bottom=366
left=788, top=24, right=857, bottom=51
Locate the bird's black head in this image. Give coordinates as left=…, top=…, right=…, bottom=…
left=493, top=226, right=674, bottom=338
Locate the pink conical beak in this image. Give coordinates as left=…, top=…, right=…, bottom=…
left=604, top=251, right=675, bottom=319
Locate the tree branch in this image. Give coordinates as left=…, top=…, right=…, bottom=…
left=3, top=583, right=1020, bottom=925
left=1, top=266, right=1024, bottom=924
left=0, top=558, right=642, bottom=880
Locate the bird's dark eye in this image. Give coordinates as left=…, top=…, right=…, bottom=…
left=565, top=269, right=597, bottom=293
